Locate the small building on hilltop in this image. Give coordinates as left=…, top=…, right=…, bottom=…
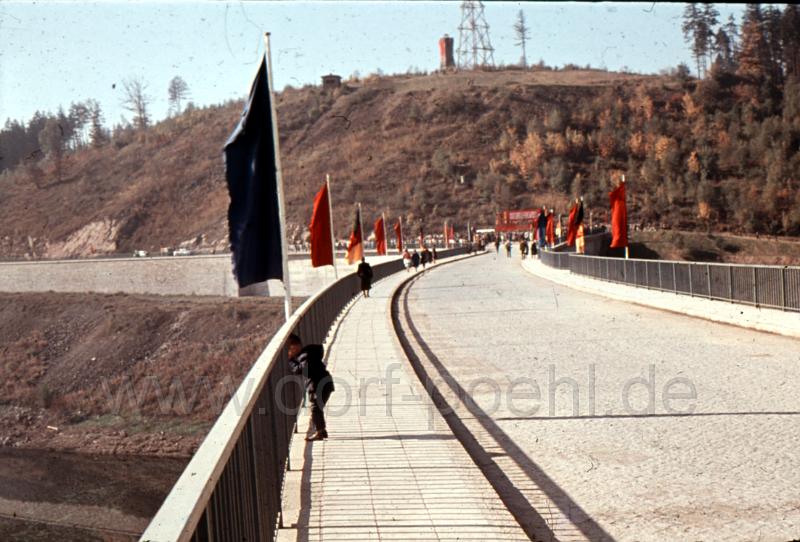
left=321, top=74, right=342, bottom=91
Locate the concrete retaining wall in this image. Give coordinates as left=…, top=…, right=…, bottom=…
left=0, top=253, right=401, bottom=298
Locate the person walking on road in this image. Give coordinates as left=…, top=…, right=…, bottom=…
left=494, top=238, right=500, bottom=254
left=411, top=249, right=420, bottom=271
left=537, top=207, right=548, bottom=249
left=504, top=239, right=512, bottom=258
left=288, top=334, right=334, bottom=441
left=402, top=249, right=412, bottom=272
left=357, top=257, right=373, bottom=298
left=519, top=239, right=528, bottom=259
left=421, top=247, right=432, bottom=268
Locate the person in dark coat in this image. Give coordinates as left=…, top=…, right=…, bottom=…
left=421, top=247, right=432, bottom=268
left=356, top=257, right=373, bottom=298
left=537, top=207, right=548, bottom=249
left=411, top=249, right=420, bottom=271
left=288, top=334, right=334, bottom=441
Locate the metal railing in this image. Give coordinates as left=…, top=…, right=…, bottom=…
left=140, top=247, right=468, bottom=542
left=542, top=253, right=800, bottom=313
left=539, top=249, right=571, bottom=269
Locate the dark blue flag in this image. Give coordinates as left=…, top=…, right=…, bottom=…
left=224, top=56, right=284, bottom=288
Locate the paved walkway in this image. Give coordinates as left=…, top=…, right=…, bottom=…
left=402, top=252, right=800, bottom=542
left=279, top=266, right=527, bottom=541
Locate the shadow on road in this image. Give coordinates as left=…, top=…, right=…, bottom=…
left=393, top=272, right=616, bottom=542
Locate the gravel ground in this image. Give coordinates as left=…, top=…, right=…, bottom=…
left=404, top=252, right=800, bottom=541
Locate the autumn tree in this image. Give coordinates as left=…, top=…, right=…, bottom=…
left=763, top=5, right=785, bottom=85
left=683, top=3, right=712, bottom=77
left=724, top=14, right=740, bottom=58
left=68, top=102, right=90, bottom=149
left=737, top=4, right=769, bottom=82
left=167, top=76, right=190, bottom=116
left=38, top=118, right=65, bottom=182
left=122, top=77, right=151, bottom=130
left=509, top=132, right=545, bottom=178
left=781, top=4, right=800, bottom=78
left=712, top=27, right=735, bottom=71
left=702, top=4, right=720, bottom=68
left=87, top=99, right=107, bottom=147
left=513, top=10, right=531, bottom=68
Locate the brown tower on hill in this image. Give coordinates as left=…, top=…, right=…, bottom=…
left=439, top=34, right=455, bottom=70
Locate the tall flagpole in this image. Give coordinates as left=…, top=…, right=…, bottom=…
left=622, top=174, right=629, bottom=260
left=326, top=174, right=338, bottom=279
left=264, top=33, right=292, bottom=321
left=398, top=216, right=404, bottom=253
left=358, top=202, right=364, bottom=259
left=381, top=211, right=388, bottom=255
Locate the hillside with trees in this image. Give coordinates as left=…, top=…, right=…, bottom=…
left=1, top=3, right=799, bottom=259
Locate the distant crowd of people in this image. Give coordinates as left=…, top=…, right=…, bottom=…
left=401, top=246, right=438, bottom=272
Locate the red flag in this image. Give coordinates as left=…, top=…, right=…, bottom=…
left=346, top=206, right=363, bottom=264
left=449, top=225, right=455, bottom=242
left=393, top=218, right=403, bottom=252
left=546, top=212, right=555, bottom=245
left=609, top=183, right=628, bottom=248
left=309, top=183, right=333, bottom=267
left=566, top=203, right=579, bottom=246
left=374, top=215, right=386, bottom=255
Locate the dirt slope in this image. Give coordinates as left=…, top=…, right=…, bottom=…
left=0, top=292, right=291, bottom=456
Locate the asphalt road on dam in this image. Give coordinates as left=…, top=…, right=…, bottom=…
left=401, top=252, right=800, bottom=542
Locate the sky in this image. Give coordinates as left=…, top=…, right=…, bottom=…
left=0, top=1, right=748, bottom=128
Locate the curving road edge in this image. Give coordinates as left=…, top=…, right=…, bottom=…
left=521, top=257, right=800, bottom=340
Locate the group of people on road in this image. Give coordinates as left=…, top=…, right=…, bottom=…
left=290, top=242, right=449, bottom=442
left=402, top=246, right=438, bottom=272
left=491, top=233, right=546, bottom=261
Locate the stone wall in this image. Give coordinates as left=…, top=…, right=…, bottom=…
left=0, top=253, right=401, bottom=297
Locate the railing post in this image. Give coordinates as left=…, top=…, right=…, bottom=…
left=753, top=267, right=758, bottom=306
left=780, top=267, right=786, bottom=310
left=706, top=264, right=712, bottom=300
left=728, top=266, right=733, bottom=303
left=673, top=262, right=677, bottom=294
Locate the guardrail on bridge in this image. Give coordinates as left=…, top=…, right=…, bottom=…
left=140, top=247, right=469, bottom=542
left=539, top=251, right=800, bottom=313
